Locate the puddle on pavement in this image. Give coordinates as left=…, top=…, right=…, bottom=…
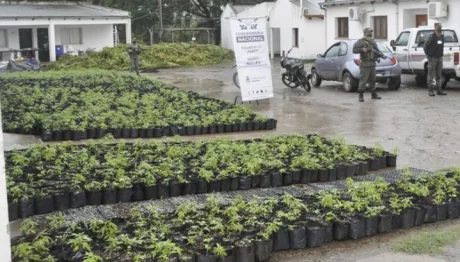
left=356, top=253, right=447, bottom=262
left=3, top=133, right=42, bottom=151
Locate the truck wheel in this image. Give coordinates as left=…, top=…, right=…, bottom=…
left=415, top=74, right=427, bottom=87
left=388, top=76, right=401, bottom=90
left=311, top=68, right=322, bottom=87
left=343, top=72, right=358, bottom=92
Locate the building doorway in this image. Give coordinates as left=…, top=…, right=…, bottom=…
left=416, top=14, right=428, bottom=28
left=37, top=28, right=50, bottom=62
left=19, top=28, right=34, bottom=58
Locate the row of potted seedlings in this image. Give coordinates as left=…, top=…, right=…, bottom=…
left=6, top=134, right=398, bottom=221
left=11, top=168, right=460, bottom=262
left=0, top=70, right=274, bottom=142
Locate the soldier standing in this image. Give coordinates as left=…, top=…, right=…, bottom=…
left=353, top=28, right=386, bottom=102
left=127, top=39, right=141, bottom=76
left=424, top=23, right=447, bottom=96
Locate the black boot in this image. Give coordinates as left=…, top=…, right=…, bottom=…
left=429, top=90, right=436, bottom=96
left=371, top=92, right=381, bottom=100
left=359, top=92, right=364, bottom=102
left=437, top=90, right=447, bottom=95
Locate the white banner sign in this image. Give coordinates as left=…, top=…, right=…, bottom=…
left=230, top=17, right=273, bottom=101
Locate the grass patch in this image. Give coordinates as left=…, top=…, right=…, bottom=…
left=392, top=226, right=460, bottom=254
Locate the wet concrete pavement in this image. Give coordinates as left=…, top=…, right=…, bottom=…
left=3, top=60, right=460, bottom=261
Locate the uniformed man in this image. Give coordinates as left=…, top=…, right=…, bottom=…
left=424, top=23, right=447, bottom=96
left=127, top=39, right=141, bottom=76
left=353, top=28, right=386, bottom=102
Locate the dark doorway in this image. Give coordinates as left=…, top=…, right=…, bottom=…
left=37, top=28, right=50, bottom=62
left=19, top=28, right=34, bottom=58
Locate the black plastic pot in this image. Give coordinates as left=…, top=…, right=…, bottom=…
left=401, top=209, right=415, bottom=229
left=231, top=177, right=239, bottom=191
left=324, top=223, right=333, bottom=243
left=64, top=130, right=72, bottom=140
left=346, top=165, right=356, bottom=178
left=255, top=239, right=272, bottom=262
left=153, top=128, right=162, bottom=138
left=239, top=176, right=252, bottom=190
left=72, top=130, right=82, bottom=141
left=182, top=182, right=197, bottom=195
left=194, top=126, right=202, bottom=135
left=42, top=130, right=53, bottom=141
left=333, top=221, right=349, bottom=241
left=197, top=179, right=208, bottom=194
left=289, top=227, right=307, bottom=249
left=53, top=130, right=62, bottom=141
left=209, top=125, right=217, bottom=134
left=414, top=207, right=425, bottom=226
left=379, top=156, right=387, bottom=169
left=310, top=169, right=319, bottom=183
left=253, top=122, right=260, bottom=131
left=217, top=124, right=225, bottom=133
left=170, top=182, right=182, bottom=197
left=251, top=176, right=261, bottom=188
left=273, top=228, right=290, bottom=251
left=378, top=213, right=392, bottom=233
left=235, top=243, right=254, bottom=262
left=132, top=184, right=144, bottom=201
left=130, top=128, right=139, bottom=138
left=19, top=199, right=34, bottom=218
left=328, top=168, right=337, bottom=181
left=436, top=204, right=447, bottom=221
left=139, top=128, right=147, bottom=138
left=35, top=196, right=54, bottom=215
left=144, top=185, right=158, bottom=200
left=158, top=184, right=170, bottom=199
left=300, top=169, right=310, bottom=184
left=348, top=218, right=365, bottom=240
left=447, top=201, right=459, bottom=219
left=246, top=121, right=254, bottom=131
left=336, top=166, right=346, bottom=180
left=259, top=174, right=271, bottom=188
left=112, top=128, right=121, bottom=138
left=87, top=190, right=102, bottom=206
left=163, top=127, right=172, bottom=136
left=103, top=189, right=117, bottom=204
left=224, top=124, right=232, bottom=133
left=260, top=121, right=267, bottom=130
left=271, top=172, right=283, bottom=187
left=238, top=122, right=247, bottom=132
left=364, top=217, right=378, bottom=237
left=423, top=204, right=437, bottom=223
left=318, top=169, right=328, bottom=182
left=87, top=128, right=96, bottom=139
left=218, top=254, right=234, bottom=262
left=359, top=162, right=368, bottom=176
left=121, top=128, right=130, bottom=138
left=220, top=179, right=231, bottom=192
left=185, top=126, right=194, bottom=135
left=369, top=158, right=380, bottom=171
left=53, top=192, right=70, bottom=211
left=231, top=123, right=239, bottom=132
left=96, top=128, right=106, bottom=138
left=197, top=254, right=218, bottom=262
left=117, top=188, right=132, bottom=203
left=8, top=202, right=18, bottom=221
left=283, top=173, right=293, bottom=186
left=70, top=191, right=87, bottom=208
left=387, top=154, right=397, bottom=167
left=178, top=127, right=186, bottom=136
left=208, top=180, right=221, bottom=193
left=306, top=225, right=325, bottom=248
left=170, top=126, right=179, bottom=136
left=292, top=170, right=301, bottom=184
left=392, top=214, right=401, bottom=230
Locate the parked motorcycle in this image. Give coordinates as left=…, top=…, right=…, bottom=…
left=280, top=48, right=311, bottom=92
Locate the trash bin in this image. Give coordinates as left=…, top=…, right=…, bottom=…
left=55, top=45, right=64, bottom=59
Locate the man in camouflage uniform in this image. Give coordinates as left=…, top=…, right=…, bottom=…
left=424, top=23, right=447, bottom=96
left=353, top=28, right=386, bottom=102
left=127, top=38, right=141, bottom=76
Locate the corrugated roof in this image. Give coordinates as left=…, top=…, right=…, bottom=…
left=0, top=3, right=130, bottom=18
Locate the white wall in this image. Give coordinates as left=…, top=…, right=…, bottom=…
left=427, top=0, right=460, bottom=34
left=55, top=24, right=113, bottom=53
left=270, top=0, right=325, bottom=59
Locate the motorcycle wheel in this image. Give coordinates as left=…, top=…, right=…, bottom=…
left=300, top=74, right=311, bottom=92
left=282, top=73, right=300, bottom=88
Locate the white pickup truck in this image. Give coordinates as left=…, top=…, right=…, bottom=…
left=390, top=27, right=460, bottom=88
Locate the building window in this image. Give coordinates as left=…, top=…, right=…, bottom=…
left=60, top=28, right=82, bottom=45
left=0, top=29, right=7, bottom=48
left=293, top=28, right=299, bottom=47
left=337, top=17, right=349, bottom=38
left=373, top=16, right=388, bottom=39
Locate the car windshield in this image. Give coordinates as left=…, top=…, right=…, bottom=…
left=415, top=30, right=458, bottom=43
left=376, top=42, right=391, bottom=53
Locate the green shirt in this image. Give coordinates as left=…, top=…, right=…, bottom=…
left=127, top=44, right=141, bottom=58
left=353, top=37, right=378, bottom=67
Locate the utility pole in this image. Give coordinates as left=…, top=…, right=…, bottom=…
left=158, top=0, right=163, bottom=42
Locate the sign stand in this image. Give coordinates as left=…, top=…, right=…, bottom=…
left=233, top=96, right=259, bottom=106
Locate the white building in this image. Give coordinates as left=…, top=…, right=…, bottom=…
left=220, top=0, right=325, bottom=60
left=321, top=0, right=460, bottom=48
left=0, top=1, right=131, bottom=62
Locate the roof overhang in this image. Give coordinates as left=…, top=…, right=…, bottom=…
left=321, top=0, right=396, bottom=8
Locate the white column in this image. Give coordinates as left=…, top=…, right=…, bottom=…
left=270, top=28, right=274, bottom=59
left=126, top=19, right=132, bottom=44
left=32, top=28, right=38, bottom=60
left=48, top=23, right=56, bottom=62
left=0, top=108, right=12, bottom=262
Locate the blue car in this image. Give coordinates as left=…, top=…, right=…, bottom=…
left=311, top=40, right=402, bottom=92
